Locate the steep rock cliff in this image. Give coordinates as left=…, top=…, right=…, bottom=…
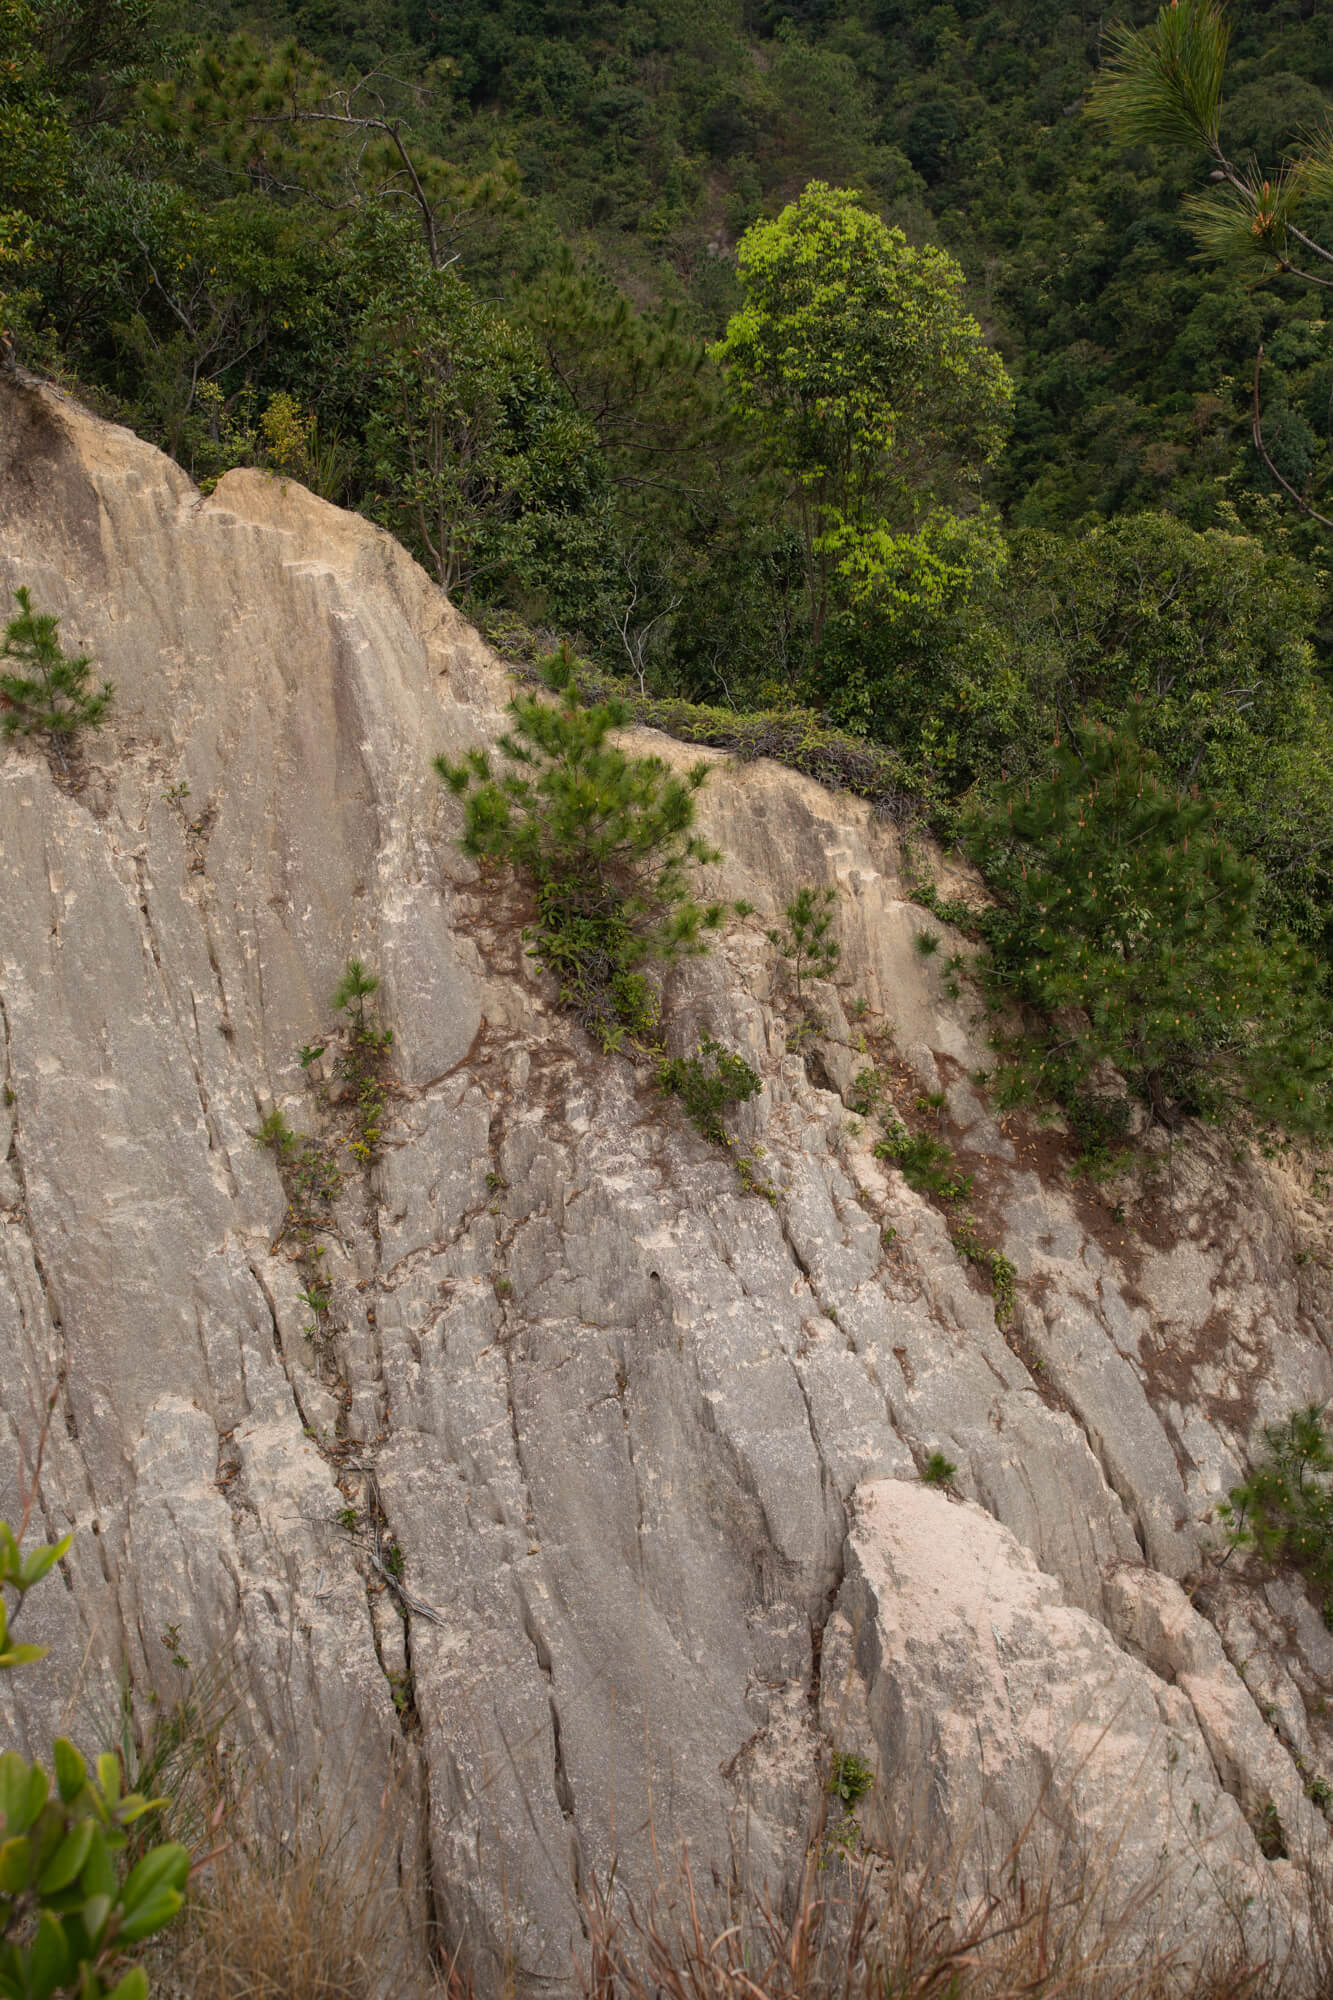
left=2, top=373, right=1332, bottom=1989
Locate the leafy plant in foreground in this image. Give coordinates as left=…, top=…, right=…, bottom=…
left=967, top=722, right=1333, bottom=1136
left=0, top=1521, right=189, bottom=1998
left=0, top=590, right=113, bottom=754
left=437, top=651, right=724, bottom=1051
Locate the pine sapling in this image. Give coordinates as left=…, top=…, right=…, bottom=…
left=0, top=587, right=113, bottom=754
left=768, top=886, right=841, bottom=998
left=334, top=957, right=380, bottom=1036
left=437, top=649, right=725, bottom=1051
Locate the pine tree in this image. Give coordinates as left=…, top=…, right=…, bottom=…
left=767, top=886, right=840, bottom=999
left=967, top=722, right=1333, bottom=1135
left=0, top=587, right=113, bottom=751
left=436, top=650, right=724, bottom=1050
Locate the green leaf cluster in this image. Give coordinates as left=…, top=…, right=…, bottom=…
left=437, top=652, right=724, bottom=1051
left=967, top=722, right=1333, bottom=1136
left=1, top=1523, right=188, bottom=2000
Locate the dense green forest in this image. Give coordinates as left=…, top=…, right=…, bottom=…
left=7, top=0, right=1333, bottom=1131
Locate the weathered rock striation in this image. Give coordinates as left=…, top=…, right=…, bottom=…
left=3, top=372, right=1333, bottom=1990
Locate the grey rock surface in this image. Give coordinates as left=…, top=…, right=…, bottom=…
left=2, top=374, right=1332, bottom=1990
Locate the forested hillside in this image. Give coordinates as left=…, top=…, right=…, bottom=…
left=6, top=0, right=1333, bottom=1131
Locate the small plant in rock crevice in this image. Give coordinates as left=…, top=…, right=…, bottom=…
left=923, top=1451, right=957, bottom=1489
left=820, top=1750, right=875, bottom=1864
left=875, top=1120, right=972, bottom=1203
left=852, top=1059, right=1019, bottom=1330
left=658, top=1037, right=764, bottom=1147
left=826, top=1751, right=874, bottom=1811
left=987, top=1250, right=1017, bottom=1328
left=849, top=1067, right=887, bottom=1119
left=735, top=1151, right=780, bottom=1203
left=950, top=1214, right=1017, bottom=1329
left=437, top=649, right=725, bottom=1055
left=331, top=958, right=394, bottom=1166
left=256, top=1108, right=298, bottom=1158
left=907, top=871, right=985, bottom=936
left=257, top=1108, right=341, bottom=1249
left=257, top=960, right=395, bottom=1429
left=1251, top=1799, right=1287, bottom=1860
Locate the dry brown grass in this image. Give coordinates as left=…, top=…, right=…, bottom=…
left=123, top=1670, right=439, bottom=2000
left=119, top=1657, right=1316, bottom=2000
left=577, top=1845, right=1283, bottom=2000
left=156, top=1826, right=413, bottom=2000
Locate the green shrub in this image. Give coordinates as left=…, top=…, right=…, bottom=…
left=657, top=1037, right=763, bottom=1146
left=0, top=589, right=113, bottom=753
left=1221, top=1406, right=1333, bottom=1624
left=0, top=1520, right=189, bottom=1999
left=874, top=1121, right=972, bottom=1202
left=967, top=722, right=1333, bottom=1136
left=923, top=1451, right=957, bottom=1488
left=495, top=637, right=922, bottom=823
left=437, top=651, right=725, bottom=1052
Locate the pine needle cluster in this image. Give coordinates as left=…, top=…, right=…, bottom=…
left=1221, top=1406, right=1333, bottom=1624
left=437, top=650, right=724, bottom=1051
left=967, top=722, right=1333, bottom=1135
left=0, top=587, right=113, bottom=752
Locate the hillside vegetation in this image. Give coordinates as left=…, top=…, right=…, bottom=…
left=5, top=0, right=1333, bottom=1130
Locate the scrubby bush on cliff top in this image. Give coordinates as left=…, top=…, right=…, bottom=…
left=967, top=721, right=1333, bottom=1137
left=437, top=648, right=724, bottom=1051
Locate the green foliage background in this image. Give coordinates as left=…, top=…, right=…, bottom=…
left=7, top=0, right=1333, bottom=1129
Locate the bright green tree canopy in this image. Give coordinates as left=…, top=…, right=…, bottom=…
left=714, top=183, right=1012, bottom=531
left=712, top=181, right=1012, bottom=646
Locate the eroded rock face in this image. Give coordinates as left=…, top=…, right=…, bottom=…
left=2, top=373, right=1332, bottom=1992
left=838, top=1481, right=1306, bottom=1965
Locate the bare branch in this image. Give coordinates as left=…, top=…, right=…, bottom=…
left=1252, top=345, right=1333, bottom=530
